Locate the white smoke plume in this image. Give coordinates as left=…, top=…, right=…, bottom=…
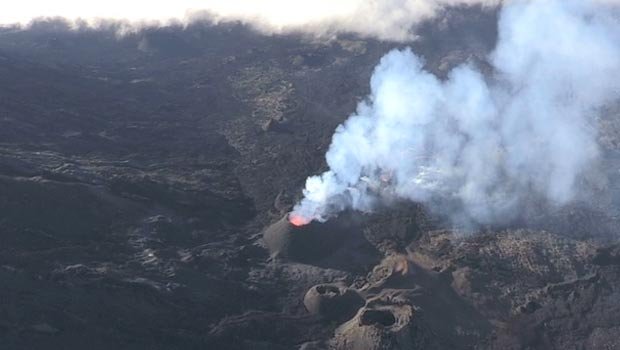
left=1, top=0, right=499, bottom=41
left=292, top=0, right=620, bottom=225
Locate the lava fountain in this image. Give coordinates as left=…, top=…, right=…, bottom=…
left=288, top=213, right=311, bottom=227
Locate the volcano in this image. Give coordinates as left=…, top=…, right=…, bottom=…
left=262, top=212, right=370, bottom=264
left=1, top=4, right=620, bottom=350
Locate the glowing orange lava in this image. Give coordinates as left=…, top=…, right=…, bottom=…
left=288, top=214, right=310, bottom=227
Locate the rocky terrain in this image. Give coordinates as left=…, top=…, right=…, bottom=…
left=0, top=6, right=619, bottom=350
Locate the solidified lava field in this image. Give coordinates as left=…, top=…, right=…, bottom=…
left=1, top=6, right=620, bottom=350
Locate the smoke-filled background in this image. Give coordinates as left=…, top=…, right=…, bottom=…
left=5, top=0, right=620, bottom=227
left=292, top=0, right=620, bottom=225
left=2, top=0, right=499, bottom=40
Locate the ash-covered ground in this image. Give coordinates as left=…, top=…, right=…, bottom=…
left=1, top=6, right=620, bottom=350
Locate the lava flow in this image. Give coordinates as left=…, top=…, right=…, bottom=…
left=288, top=213, right=310, bottom=227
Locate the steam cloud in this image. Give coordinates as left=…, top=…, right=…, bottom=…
left=1, top=0, right=499, bottom=41
left=292, top=0, right=620, bottom=225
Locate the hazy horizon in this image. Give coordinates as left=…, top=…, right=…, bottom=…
left=1, top=0, right=501, bottom=41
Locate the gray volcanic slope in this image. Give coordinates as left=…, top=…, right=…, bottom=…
left=1, top=6, right=620, bottom=350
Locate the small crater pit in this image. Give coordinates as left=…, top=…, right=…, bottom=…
left=316, top=285, right=340, bottom=296
left=360, top=309, right=396, bottom=327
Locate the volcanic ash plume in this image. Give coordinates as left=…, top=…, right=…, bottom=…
left=292, top=0, right=620, bottom=225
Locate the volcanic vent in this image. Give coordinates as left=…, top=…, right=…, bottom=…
left=264, top=213, right=344, bottom=262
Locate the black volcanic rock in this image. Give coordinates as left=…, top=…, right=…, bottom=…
left=0, top=7, right=620, bottom=350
